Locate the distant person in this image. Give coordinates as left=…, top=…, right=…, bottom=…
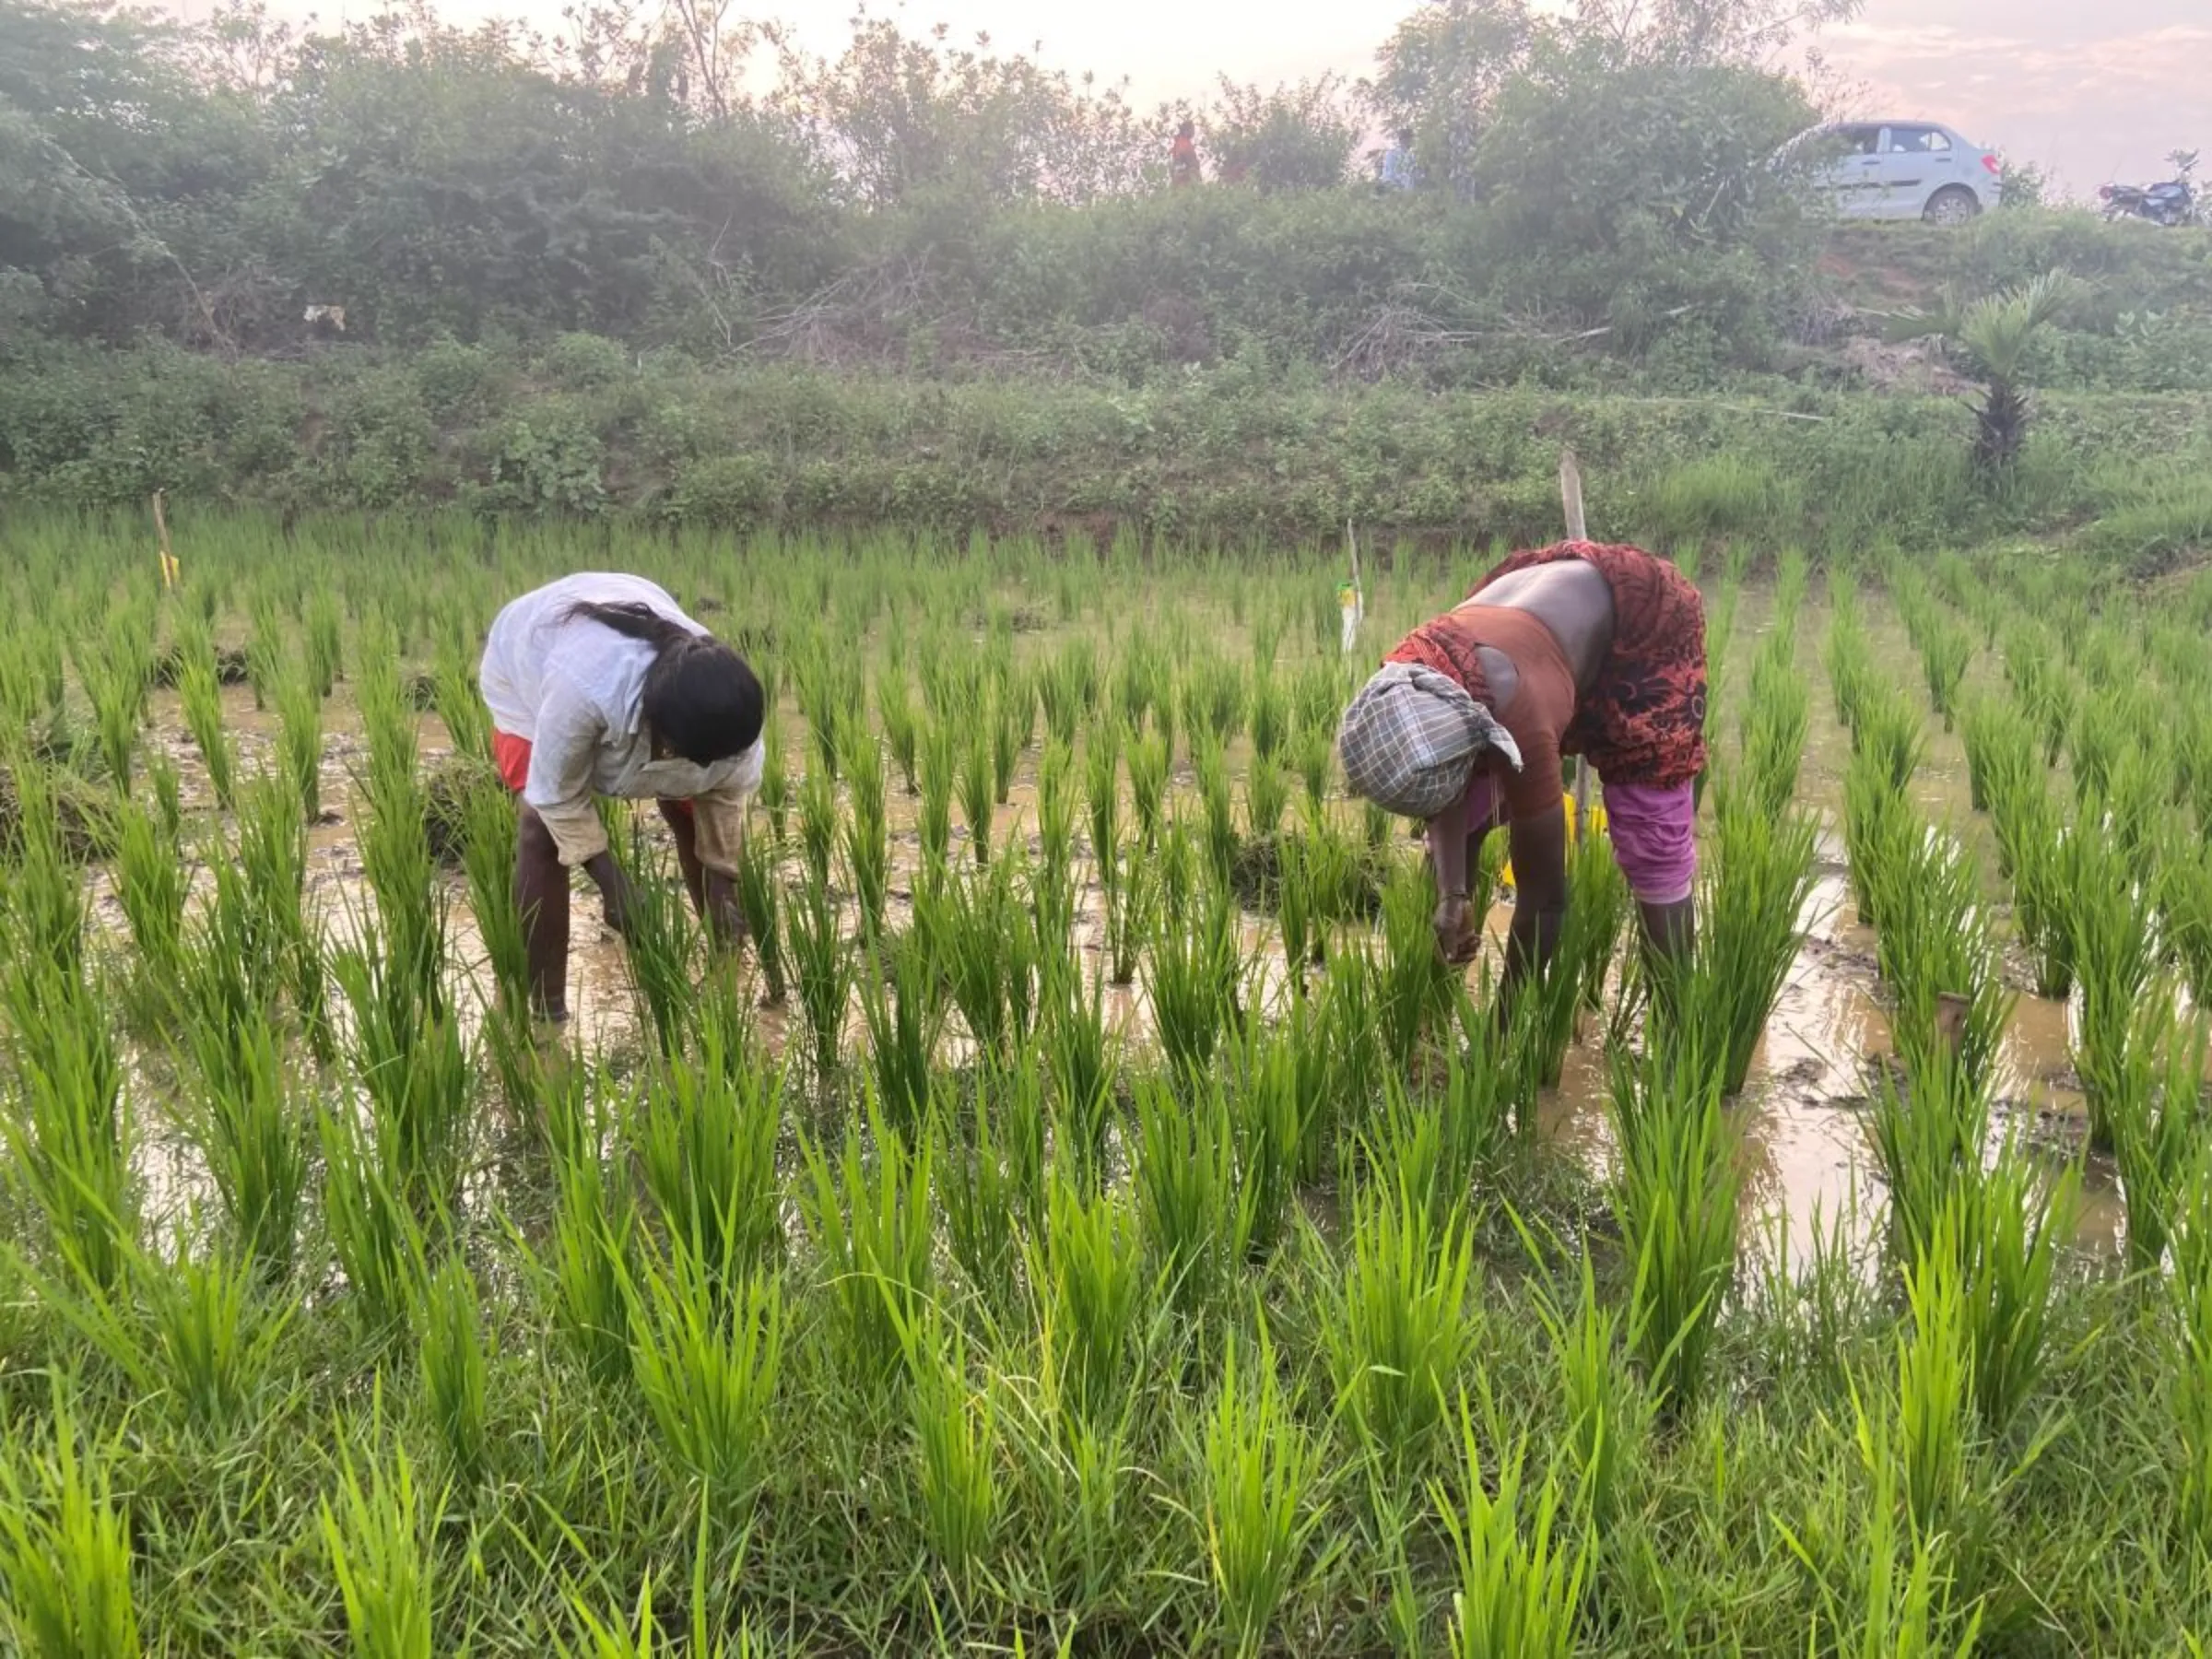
left=1170, top=119, right=1200, bottom=187
left=1380, top=128, right=1418, bottom=192
left=1336, top=542, right=1706, bottom=993
left=479, top=572, right=765, bottom=1023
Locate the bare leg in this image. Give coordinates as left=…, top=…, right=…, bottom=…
left=516, top=803, right=571, bottom=1021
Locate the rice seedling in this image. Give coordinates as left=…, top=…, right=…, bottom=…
left=532, top=1107, right=639, bottom=1390
left=1292, top=724, right=1334, bottom=824
left=796, top=759, right=837, bottom=890
left=1374, top=856, right=1455, bottom=1073
left=335, top=926, right=473, bottom=1217
left=759, top=713, right=790, bottom=844
left=895, top=1300, right=1002, bottom=1598
left=878, top=665, right=921, bottom=794
left=0, top=1380, right=143, bottom=1659
left=992, top=671, right=1032, bottom=804
left=1740, top=631, right=1810, bottom=819
left=800, top=1106, right=934, bottom=1393
left=1197, top=1330, right=1321, bottom=1659
left=860, top=931, right=944, bottom=1135
left=1607, top=1035, right=1740, bottom=1411
left=182, top=1004, right=307, bottom=1279
left=304, top=590, right=343, bottom=698
left=916, top=857, right=1036, bottom=1059
left=1671, top=776, right=1821, bottom=1095
left=785, top=873, right=854, bottom=1085
left=2070, top=820, right=2160, bottom=1152
left=111, top=791, right=185, bottom=986
left=1915, top=613, right=1973, bottom=732
left=1028, top=1167, right=1147, bottom=1426
left=417, top=1253, right=490, bottom=1487
left=1101, top=834, right=1158, bottom=987
left=917, top=713, right=956, bottom=873
left=1318, top=1173, right=1477, bottom=1474
left=1851, top=685, right=1926, bottom=794
left=1042, top=960, right=1118, bottom=1182
left=1951, top=1146, right=2076, bottom=1437
left=322, top=1438, right=439, bottom=1659
left=1133, top=1072, right=1241, bottom=1317
left=628, top=1245, right=784, bottom=1510
left=957, top=720, right=996, bottom=865
left=1895, top=1226, right=1973, bottom=1539
left=2, top=960, right=135, bottom=1295
left=1958, top=693, right=2039, bottom=819
left=1525, top=1243, right=1644, bottom=1533
left=1036, top=735, right=1077, bottom=893
left=2171, top=1157, right=2212, bottom=1557
left=635, top=1046, right=784, bottom=1290
left=1867, top=1041, right=1990, bottom=1271
left=733, top=829, right=786, bottom=1005
left=317, top=1107, right=430, bottom=1335
left=1194, top=727, right=1239, bottom=883
left=1430, top=1410, right=1587, bottom=1659
left=1143, top=862, right=1245, bottom=1078
left=172, top=616, right=235, bottom=809
left=274, top=651, right=324, bottom=820
left=1843, top=744, right=1916, bottom=934
left=1127, top=725, right=1169, bottom=849
left=1518, top=826, right=1627, bottom=1091
left=1870, top=821, right=2011, bottom=1089
left=2100, top=993, right=2202, bottom=1276
left=1082, top=720, right=1124, bottom=870
left=841, top=725, right=889, bottom=937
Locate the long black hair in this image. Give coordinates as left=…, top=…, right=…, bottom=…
left=565, top=600, right=765, bottom=765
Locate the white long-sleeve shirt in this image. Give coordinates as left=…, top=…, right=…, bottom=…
left=477, top=572, right=762, bottom=876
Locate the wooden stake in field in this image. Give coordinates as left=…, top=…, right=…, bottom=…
left=1339, top=519, right=1364, bottom=656
left=1559, top=450, right=1591, bottom=817
left=152, top=489, right=180, bottom=591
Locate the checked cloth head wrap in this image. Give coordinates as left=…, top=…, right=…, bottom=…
left=1337, top=662, right=1523, bottom=821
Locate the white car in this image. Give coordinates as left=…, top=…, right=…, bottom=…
left=1781, top=121, right=2001, bottom=225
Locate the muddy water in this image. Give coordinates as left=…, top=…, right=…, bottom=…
left=112, top=629, right=2131, bottom=1269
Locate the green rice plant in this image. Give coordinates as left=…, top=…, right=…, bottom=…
left=2070, top=819, right=2160, bottom=1152
left=799, top=1107, right=934, bottom=1394
left=934, top=1084, right=1023, bottom=1315
left=1274, top=831, right=1316, bottom=974
left=534, top=1112, right=638, bottom=1390
left=878, top=666, right=921, bottom=794
left=335, top=928, right=472, bottom=1217
left=915, top=857, right=1036, bottom=1059
left=759, top=714, right=789, bottom=844
left=796, top=759, right=837, bottom=890
left=2068, top=688, right=2125, bottom=809
left=316, top=1108, right=429, bottom=1335
left=785, top=874, right=854, bottom=1085
left=321, top=1438, right=439, bottom=1659
left=1224, top=1023, right=1305, bottom=1261
left=1606, top=1035, right=1740, bottom=1412
left=1292, top=724, right=1333, bottom=823
left=1374, top=856, right=1455, bottom=1073
left=172, top=618, right=235, bottom=809
left=1197, top=1330, right=1320, bottom=1659
left=1842, top=744, right=1915, bottom=933
left=627, top=1246, right=783, bottom=1509
left=1851, top=686, right=1926, bottom=794
left=2171, top=1156, right=2212, bottom=1557
left=1036, top=735, right=1077, bottom=894
left=1042, top=961, right=1118, bottom=1182
left=860, top=931, right=944, bottom=1135
left=1183, top=656, right=1246, bottom=750
left=1896, top=1227, right=1973, bottom=1540
left=244, top=593, right=282, bottom=711
left=1740, top=631, right=1810, bottom=819
left=1132, top=1072, right=1241, bottom=1317
left=1083, top=722, right=1124, bottom=870
left=2160, top=835, right=2212, bottom=1006
left=635, top=1047, right=784, bottom=1290
left=430, top=637, right=490, bottom=774
left=416, top=1253, right=489, bottom=1486
left=2104, top=993, right=2202, bottom=1275
left=182, top=1005, right=306, bottom=1279
left=1951, top=1147, right=2076, bottom=1436
left=1319, top=1173, right=1477, bottom=1474
left=4, top=765, right=91, bottom=972
left=1038, top=641, right=1093, bottom=748
left=841, top=726, right=889, bottom=937
left=1249, top=669, right=1288, bottom=765
left=917, top=715, right=955, bottom=872
left=0, top=1381, right=144, bottom=1659
left=1518, top=827, right=1628, bottom=1091
left=79, top=628, right=150, bottom=796
left=1430, top=1412, right=1587, bottom=1659
left=1243, top=751, right=1289, bottom=851
left=992, top=671, right=1031, bottom=804
left=304, top=590, right=342, bottom=698
left=1996, top=788, right=2077, bottom=999
left=274, top=652, right=324, bottom=821
left=111, top=792, right=185, bottom=986
left=1526, top=1244, right=1644, bottom=1533
left=1102, top=834, right=1158, bottom=987
left=1825, top=574, right=1872, bottom=730
left=1144, top=864, right=1245, bottom=1077
left=1958, top=693, right=2039, bottom=818
left=1871, top=822, right=2012, bottom=1090
left=1867, top=1041, right=1990, bottom=1271
left=2102, top=735, right=2167, bottom=864
left=1126, top=725, right=1169, bottom=849
left=956, top=720, right=996, bottom=865
left=1670, top=778, right=1821, bottom=1095
left=1194, top=729, right=1238, bottom=882
left=454, top=774, right=529, bottom=1020
left=733, top=830, right=785, bottom=1005
left=1027, top=1166, right=1146, bottom=1425
left=1916, top=613, right=1973, bottom=732
left=2, top=961, right=135, bottom=1294
left=895, top=1300, right=1001, bottom=1598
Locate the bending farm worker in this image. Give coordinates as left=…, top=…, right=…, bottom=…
left=1336, top=541, right=1706, bottom=1000
left=478, top=573, right=766, bottom=1023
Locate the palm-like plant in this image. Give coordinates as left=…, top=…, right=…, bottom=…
left=1891, top=269, right=2083, bottom=475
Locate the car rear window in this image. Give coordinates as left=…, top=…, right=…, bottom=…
left=1886, top=126, right=1950, bottom=153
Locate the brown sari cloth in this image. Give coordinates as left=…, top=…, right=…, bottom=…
left=1388, top=541, right=1707, bottom=791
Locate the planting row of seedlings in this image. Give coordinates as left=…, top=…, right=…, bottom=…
left=3, top=518, right=2212, bottom=1651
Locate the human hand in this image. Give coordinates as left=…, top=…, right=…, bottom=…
left=1434, top=893, right=1480, bottom=966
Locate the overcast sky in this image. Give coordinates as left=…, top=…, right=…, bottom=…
left=264, top=0, right=2212, bottom=197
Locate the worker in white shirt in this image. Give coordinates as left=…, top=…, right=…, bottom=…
left=478, top=572, right=766, bottom=1023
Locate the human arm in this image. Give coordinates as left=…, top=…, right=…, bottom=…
left=688, top=743, right=764, bottom=951
left=1500, top=802, right=1569, bottom=998
left=1427, top=778, right=1488, bottom=964
left=522, top=674, right=638, bottom=936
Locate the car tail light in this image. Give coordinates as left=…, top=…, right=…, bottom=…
left=1981, top=153, right=2001, bottom=176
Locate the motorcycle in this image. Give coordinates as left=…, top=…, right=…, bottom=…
left=2100, top=178, right=2196, bottom=226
